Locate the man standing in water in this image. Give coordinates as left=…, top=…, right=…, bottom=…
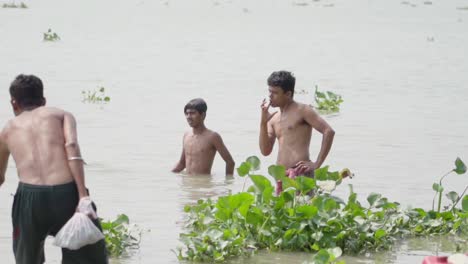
left=0, top=74, right=108, bottom=263
left=259, top=71, right=335, bottom=179
left=172, top=98, right=235, bottom=176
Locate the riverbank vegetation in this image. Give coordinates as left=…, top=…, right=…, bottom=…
left=2, top=2, right=27, bottom=8
left=176, top=157, right=467, bottom=263
left=43, top=28, right=60, bottom=42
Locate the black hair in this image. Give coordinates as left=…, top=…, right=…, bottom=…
left=267, top=71, right=296, bottom=97
left=184, top=98, right=207, bottom=114
left=9, top=74, right=45, bottom=107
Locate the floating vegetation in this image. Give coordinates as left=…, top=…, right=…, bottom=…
left=176, top=157, right=468, bottom=263
left=101, top=214, right=143, bottom=257
left=43, top=29, right=60, bottom=42
left=423, top=1, right=432, bottom=5
left=292, top=2, right=309, bottom=6
left=81, top=87, right=111, bottom=104
left=2, top=2, right=27, bottom=8
left=314, top=86, right=343, bottom=114
left=457, top=6, right=468, bottom=10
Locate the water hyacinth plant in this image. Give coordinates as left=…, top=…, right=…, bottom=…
left=101, top=214, right=142, bottom=257
left=43, top=28, right=60, bottom=41
left=314, top=86, right=344, bottom=114
left=2, top=2, right=27, bottom=8
left=176, top=157, right=468, bottom=263
left=81, top=87, right=111, bottom=104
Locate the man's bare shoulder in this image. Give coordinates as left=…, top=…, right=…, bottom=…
left=297, top=102, right=317, bottom=116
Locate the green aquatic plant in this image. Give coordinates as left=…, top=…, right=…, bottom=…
left=314, top=86, right=343, bottom=114
left=2, top=2, right=27, bottom=8
left=176, top=157, right=468, bottom=262
left=81, top=87, right=111, bottom=104
left=101, top=214, right=142, bottom=257
left=43, top=28, right=60, bottom=41
left=432, top=157, right=467, bottom=212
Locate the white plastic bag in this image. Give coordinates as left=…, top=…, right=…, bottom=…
left=54, top=210, right=104, bottom=250
left=77, top=196, right=97, bottom=219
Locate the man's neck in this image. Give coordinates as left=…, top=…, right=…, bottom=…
left=192, top=124, right=207, bottom=135
left=279, top=99, right=294, bottom=112
left=17, top=105, right=42, bottom=116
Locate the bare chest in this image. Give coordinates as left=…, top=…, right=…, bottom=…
left=183, top=135, right=215, bottom=155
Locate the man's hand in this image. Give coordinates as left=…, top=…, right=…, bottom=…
left=295, top=160, right=317, bottom=175
left=260, top=99, right=277, bottom=125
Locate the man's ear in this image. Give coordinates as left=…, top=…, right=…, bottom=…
left=286, top=90, right=293, bottom=98
left=10, top=99, right=20, bottom=112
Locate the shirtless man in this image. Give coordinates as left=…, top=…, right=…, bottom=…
left=259, top=71, right=335, bottom=177
left=172, top=98, right=235, bottom=175
left=0, top=74, right=107, bottom=264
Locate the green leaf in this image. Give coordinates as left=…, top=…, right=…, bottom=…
left=314, top=166, right=329, bottom=181
left=454, top=157, right=466, bottom=174
left=296, top=205, right=318, bottom=218
left=367, top=193, right=382, bottom=207
left=327, top=247, right=343, bottom=259
left=268, top=165, right=286, bottom=180
left=296, top=176, right=316, bottom=193
left=462, top=195, right=468, bottom=211
left=432, top=183, right=444, bottom=192
left=246, top=156, right=260, bottom=171
left=374, top=229, right=386, bottom=239
left=446, top=191, right=459, bottom=203
left=249, top=174, right=272, bottom=193
left=313, top=249, right=330, bottom=264
left=237, top=162, right=251, bottom=177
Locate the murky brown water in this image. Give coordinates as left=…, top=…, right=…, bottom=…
left=1, top=0, right=467, bottom=263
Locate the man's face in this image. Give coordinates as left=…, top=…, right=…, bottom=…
left=185, top=109, right=204, bottom=127
left=268, top=86, right=290, bottom=107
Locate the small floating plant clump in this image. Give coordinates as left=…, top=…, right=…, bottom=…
left=2, top=2, right=28, bottom=8
left=101, top=214, right=143, bottom=257
left=176, top=157, right=467, bottom=263
left=314, top=86, right=343, bottom=114
left=81, top=87, right=111, bottom=104
left=43, top=29, right=60, bottom=41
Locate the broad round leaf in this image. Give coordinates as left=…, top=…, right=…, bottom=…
left=454, top=157, right=467, bottom=174
left=462, top=195, right=468, bottom=211
left=268, top=165, right=286, bottom=180
left=237, top=162, right=251, bottom=177
left=432, top=183, right=443, bottom=192
left=367, top=193, right=382, bottom=207
left=246, top=156, right=261, bottom=171
left=446, top=191, right=459, bottom=204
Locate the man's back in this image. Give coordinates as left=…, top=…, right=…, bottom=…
left=2, top=106, right=73, bottom=185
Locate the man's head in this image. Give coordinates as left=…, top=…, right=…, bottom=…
left=184, top=98, right=207, bottom=128
left=267, top=71, right=295, bottom=107
left=9, top=74, right=46, bottom=114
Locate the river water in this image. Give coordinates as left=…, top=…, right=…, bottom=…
left=1, top=0, right=467, bottom=263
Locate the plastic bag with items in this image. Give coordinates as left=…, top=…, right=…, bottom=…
left=53, top=197, right=104, bottom=250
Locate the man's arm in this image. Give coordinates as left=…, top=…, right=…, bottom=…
left=302, top=106, right=335, bottom=169
left=172, top=134, right=186, bottom=173
left=212, top=132, right=235, bottom=176
left=0, top=132, right=10, bottom=187
left=259, top=99, right=277, bottom=156
left=63, top=112, right=88, bottom=199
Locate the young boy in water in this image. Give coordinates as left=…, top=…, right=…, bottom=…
left=0, top=74, right=108, bottom=264
left=172, top=98, right=235, bottom=176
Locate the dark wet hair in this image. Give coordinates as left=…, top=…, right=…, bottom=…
left=267, top=71, right=296, bottom=97
left=184, top=98, right=207, bottom=114
left=9, top=74, right=45, bottom=107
